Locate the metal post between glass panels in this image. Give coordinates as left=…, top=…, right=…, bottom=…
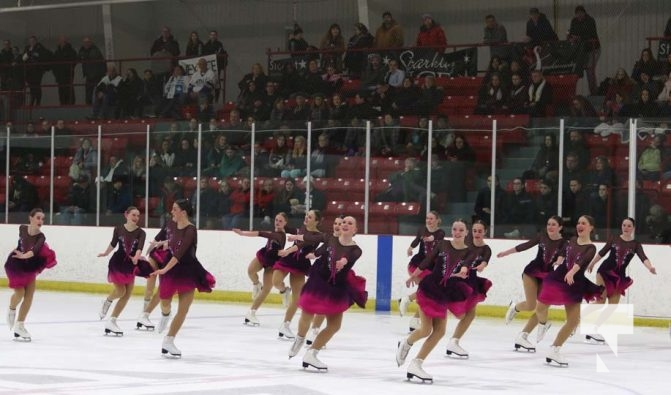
left=144, top=124, right=150, bottom=229
left=489, top=120, right=497, bottom=238
left=425, top=120, right=433, bottom=215
left=364, top=121, right=371, bottom=234
left=248, top=122, right=256, bottom=231
left=557, top=119, right=565, bottom=218
left=627, top=118, right=637, bottom=219
left=96, top=125, right=102, bottom=226
left=195, top=123, right=202, bottom=229
left=50, top=126, right=55, bottom=224
left=4, top=127, right=10, bottom=224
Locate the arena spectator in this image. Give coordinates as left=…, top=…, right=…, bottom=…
left=105, top=176, right=132, bottom=215
left=129, top=155, right=146, bottom=197
left=505, top=72, right=528, bottom=114
left=473, top=174, right=504, bottom=225
left=375, top=11, right=404, bottom=49
left=202, top=30, right=228, bottom=101
left=562, top=178, right=589, bottom=227
left=391, top=77, right=421, bottom=115
left=589, top=184, right=616, bottom=237
left=279, top=62, right=302, bottom=97
left=375, top=157, right=426, bottom=203
left=281, top=135, right=308, bottom=178
left=58, top=175, right=93, bottom=225
left=22, top=36, right=51, bottom=106
left=631, top=48, right=659, bottom=83
left=185, top=31, right=204, bottom=57
left=288, top=26, right=309, bottom=54
left=254, top=178, right=275, bottom=228
left=563, top=152, right=587, bottom=191
left=534, top=180, right=557, bottom=230
left=501, top=177, right=535, bottom=239
left=525, top=69, right=553, bottom=117
left=70, top=137, right=97, bottom=181
left=157, top=65, right=188, bottom=119
left=238, top=63, right=268, bottom=100
left=585, top=155, right=616, bottom=192
left=91, top=65, right=122, bottom=119
left=567, top=95, right=599, bottom=128
left=416, top=14, right=447, bottom=50
left=192, top=176, right=220, bottom=229
left=568, top=5, right=600, bottom=95
left=360, top=53, right=387, bottom=90
left=52, top=36, right=77, bottom=105
left=322, top=64, right=344, bottom=96
left=344, top=22, right=375, bottom=77
left=476, top=72, right=507, bottom=114
left=525, top=7, right=558, bottom=46
left=565, top=130, right=591, bottom=170
left=530, top=134, right=559, bottom=181
left=415, top=75, right=444, bottom=115
left=188, top=58, right=216, bottom=104
left=623, top=88, right=660, bottom=118
left=384, top=59, right=405, bottom=88
left=117, top=68, right=143, bottom=118
left=8, top=176, right=39, bottom=212
left=78, top=37, right=106, bottom=105
left=218, top=146, right=246, bottom=179
left=483, top=14, right=509, bottom=60
left=150, top=26, right=180, bottom=57
left=319, top=23, right=345, bottom=70
left=302, top=59, right=328, bottom=95
left=637, top=134, right=664, bottom=181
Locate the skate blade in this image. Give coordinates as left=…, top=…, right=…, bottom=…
left=12, top=336, right=31, bottom=342
left=445, top=352, right=469, bottom=359
left=104, top=329, right=123, bottom=336
left=545, top=358, right=568, bottom=367
left=161, top=349, right=182, bottom=358
left=585, top=335, right=605, bottom=344
left=136, top=323, right=155, bottom=331
left=301, top=362, right=327, bottom=371
left=244, top=320, right=260, bottom=326
left=406, top=373, right=433, bottom=383
left=278, top=332, right=295, bottom=340
left=514, top=344, right=536, bottom=352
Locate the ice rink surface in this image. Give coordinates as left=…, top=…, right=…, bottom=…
left=0, top=290, right=669, bottom=395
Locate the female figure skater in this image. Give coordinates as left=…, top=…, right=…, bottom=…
left=399, top=211, right=445, bottom=332
left=444, top=220, right=492, bottom=358
left=585, top=217, right=656, bottom=342
left=97, top=206, right=147, bottom=336
left=306, top=215, right=344, bottom=345
left=395, top=219, right=473, bottom=383
left=534, top=215, right=603, bottom=366
left=273, top=210, right=323, bottom=339
left=496, top=215, right=566, bottom=351
left=4, top=208, right=57, bottom=341
left=233, top=212, right=289, bottom=326
left=150, top=199, right=216, bottom=357
left=287, top=216, right=367, bottom=371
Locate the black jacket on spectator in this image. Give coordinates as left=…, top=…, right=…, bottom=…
left=151, top=35, right=180, bottom=57
left=78, top=44, right=106, bottom=80
left=526, top=13, right=559, bottom=46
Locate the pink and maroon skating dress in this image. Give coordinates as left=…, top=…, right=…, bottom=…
left=4, top=225, right=57, bottom=289
left=106, top=225, right=147, bottom=285
left=596, top=236, right=648, bottom=297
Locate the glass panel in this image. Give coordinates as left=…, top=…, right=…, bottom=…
left=313, top=121, right=366, bottom=233
left=636, top=117, right=666, bottom=244
left=98, top=122, right=149, bottom=226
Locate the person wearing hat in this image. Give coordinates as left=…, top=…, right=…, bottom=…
left=416, top=13, right=447, bottom=50
left=525, top=8, right=558, bottom=47
left=375, top=11, right=404, bottom=49
left=568, top=5, right=601, bottom=95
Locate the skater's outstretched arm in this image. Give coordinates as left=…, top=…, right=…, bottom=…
left=233, top=229, right=260, bottom=237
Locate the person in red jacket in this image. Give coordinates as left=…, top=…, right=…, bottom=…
left=416, top=14, right=447, bottom=50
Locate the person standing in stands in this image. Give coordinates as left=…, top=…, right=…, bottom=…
left=21, top=36, right=51, bottom=106
left=52, top=36, right=77, bottom=105
left=568, top=5, right=601, bottom=95
left=415, top=14, right=447, bottom=51
left=525, top=8, right=558, bottom=47
left=202, top=30, right=228, bottom=102
left=375, top=11, right=404, bottom=51
left=78, top=37, right=106, bottom=105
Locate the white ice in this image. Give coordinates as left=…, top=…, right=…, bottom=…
left=0, top=290, right=669, bottom=395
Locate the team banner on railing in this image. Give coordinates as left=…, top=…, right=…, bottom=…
left=396, top=47, right=477, bottom=78
left=529, top=40, right=589, bottom=75
left=178, top=54, right=219, bottom=76
left=658, top=40, right=671, bottom=59
left=268, top=48, right=478, bottom=79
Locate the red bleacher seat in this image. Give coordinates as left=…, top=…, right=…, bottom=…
left=395, top=202, right=421, bottom=216
left=369, top=201, right=395, bottom=217
left=324, top=201, right=346, bottom=216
